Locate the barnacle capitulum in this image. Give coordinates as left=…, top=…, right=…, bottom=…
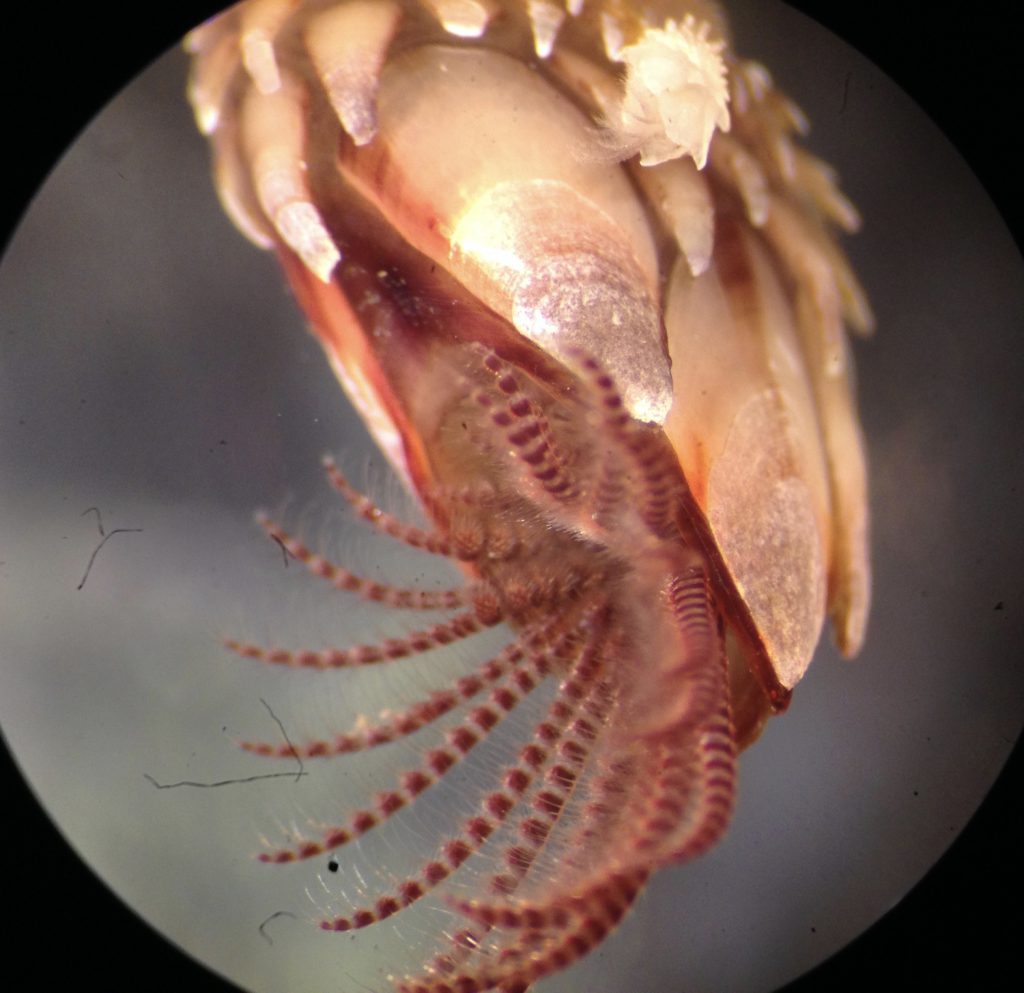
left=187, top=1, right=872, bottom=989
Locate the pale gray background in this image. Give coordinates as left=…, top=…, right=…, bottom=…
left=2, top=3, right=1021, bottom=993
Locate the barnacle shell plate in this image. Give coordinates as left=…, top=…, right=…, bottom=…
left=1, top=5, right=1022, bottom=993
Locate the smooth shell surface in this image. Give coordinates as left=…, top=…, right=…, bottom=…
left=1, top=5, right=1022, bottom=993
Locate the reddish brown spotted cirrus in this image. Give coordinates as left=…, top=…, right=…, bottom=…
left=187, top=1, right=872, bottom=990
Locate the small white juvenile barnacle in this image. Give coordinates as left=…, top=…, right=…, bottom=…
left=603, top=14, right=732, bottom=167
left=185, top=1, right=873, bottom=989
